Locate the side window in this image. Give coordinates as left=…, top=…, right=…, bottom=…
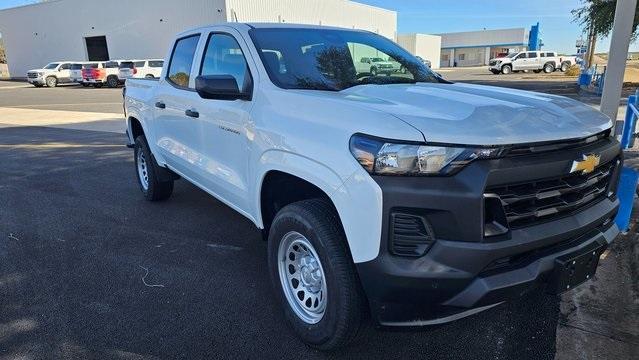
left=528, top=52, right=538, bottom=58
left=59, top=63, right=71, bottom=70
left=167, top=35, right=200, bottom=88
left=200, top=33, right=250, bottom=92
left=134, top=61, right=146, bottom=68
left=149, top=60, right=164, bottom=68
left=516, top=53, right=527, bottom=59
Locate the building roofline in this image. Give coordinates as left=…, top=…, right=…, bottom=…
left=441, top=42, right=527, bottom=50
left=436, top=27, right=527, bottom=36
left=0, top=0, right=65, bottom=13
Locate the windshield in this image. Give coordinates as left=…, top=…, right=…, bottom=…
left=506, top=53, right=519, bottom=58
left=44, top=63, right=60, bottom=69
left=249, top=28, right=440, bottom=91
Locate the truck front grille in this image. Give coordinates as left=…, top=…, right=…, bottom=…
left=485, top=159, right=617, bottom=229
left=27, top=72, right=38, bottom=78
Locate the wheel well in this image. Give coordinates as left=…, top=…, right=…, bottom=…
left=129, top=117, right=144, bottom=140
left=260, top=171, right=334, bottom=231
left=544, top=61, right=556, bottom=68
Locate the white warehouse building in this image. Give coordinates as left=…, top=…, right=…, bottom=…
left=0, top=0, right=397, bottom=77
left=396, top=34, right=442, bottom=70
left=438, top=27, right=537, bottom=67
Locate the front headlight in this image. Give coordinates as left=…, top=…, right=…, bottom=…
left=349, top=134, right=503, bottom=176
left=37, top=72, right=44, bottom=76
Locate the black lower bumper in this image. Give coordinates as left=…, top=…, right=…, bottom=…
left=356, top=138, right=622, bottom=326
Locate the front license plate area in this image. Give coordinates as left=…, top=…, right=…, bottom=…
left=547, top=243, right=606, bottom=294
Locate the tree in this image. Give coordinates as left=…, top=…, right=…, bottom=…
left=572, top=0, right=639, bottom=39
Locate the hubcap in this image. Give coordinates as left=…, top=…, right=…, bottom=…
left=137, top=150, right=149, bottom=190
left=277, top=231, right=327, bottom=324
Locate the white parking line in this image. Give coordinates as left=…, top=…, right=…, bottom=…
left=3, top=102, right=122, bottom=108
left=0, top=107, right=125, bottom=133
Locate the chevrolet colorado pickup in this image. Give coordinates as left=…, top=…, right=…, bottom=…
left=489, top=51, right=577, bottom=74
left=123, top=23, right=621, bottom=350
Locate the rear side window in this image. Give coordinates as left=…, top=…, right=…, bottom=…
left=167, top=35, right=200, bottom=88
left=149, top=60, right=164, bottom=68
left=119, top=61, right=135, bottom=69
left=200, top=33, right=250, bottom=92
left=134, top=61, right=146, bottom=67
left=528, top=52, right=538, bottom=58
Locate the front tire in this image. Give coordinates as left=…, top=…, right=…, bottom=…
left=45, top=76, right=57, bottom=88
left=560, top=62, right=569, bottom=72
left=134, top=136, right=174, bottom=201
left=268, top=199, right=364, bottom=350
left=501, top=64, right=512, bottom=74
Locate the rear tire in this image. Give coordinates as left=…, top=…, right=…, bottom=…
left=45, top=76, right=57, bottom=88
left=268, top=199, right=364, bottom=350
left=501, top=64, right=512, bottom=75
left=106, top=75, right=119, bottom=88
left=134, top=136, right=174, bottom=201
left=145, top=74, right=155, bottom=79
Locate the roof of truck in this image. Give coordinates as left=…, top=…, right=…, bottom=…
left=177, top=22, right=368, bottom=37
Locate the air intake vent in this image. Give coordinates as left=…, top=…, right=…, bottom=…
left=390, top=213, right=435, bottom=257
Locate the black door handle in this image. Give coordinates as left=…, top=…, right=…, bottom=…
left=155, top=101, right=166, bottom=109
left=185, top=109, right=199, bottom=118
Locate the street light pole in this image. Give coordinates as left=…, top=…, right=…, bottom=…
left=600, top=0, right=638, bottom=128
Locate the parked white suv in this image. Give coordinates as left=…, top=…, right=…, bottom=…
left=124, top=23, right=620, bottom=350
left=489, top=51, right=577, bottom=74
left=26, top=61, right=76, bottom=87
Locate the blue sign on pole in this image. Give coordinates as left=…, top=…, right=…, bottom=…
left=529, top=22, right=542, bottom=51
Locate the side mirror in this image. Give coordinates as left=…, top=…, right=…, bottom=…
left=195, top=75, right=252, bottom=101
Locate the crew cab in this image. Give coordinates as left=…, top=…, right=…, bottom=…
left=124, top=23, right=621, bottom=350
left=489, top=51, right=577, bottom=74
left=85, top=60, right=125, bottom=88
left=26, top=61, right=76, bottom=87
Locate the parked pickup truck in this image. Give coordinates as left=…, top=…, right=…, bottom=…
left=26, top=61, right=76, bottom=87
left=489, top=51, right=577, bottom=74
left=124, top=23, right=621, bottom=350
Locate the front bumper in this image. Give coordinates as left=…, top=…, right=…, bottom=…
left=356, top=138, right=622, bottom=326
left=27, top=77, right=44, bottom=84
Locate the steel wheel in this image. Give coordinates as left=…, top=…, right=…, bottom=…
left=137, top=149, right=149, bottom=191
left=278, top=231, right=327, bottom=324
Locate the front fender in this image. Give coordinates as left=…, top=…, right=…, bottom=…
left=255, top=150, right=383, bottom=263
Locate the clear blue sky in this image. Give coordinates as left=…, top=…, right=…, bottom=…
left=0, top=0, right=635, bottom=53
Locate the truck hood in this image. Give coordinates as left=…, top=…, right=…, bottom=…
left=27, top=69, right=46, bottom=72
left=339, top=83, right=612, bottom=145
left=490, top=57, right=510, bottom=62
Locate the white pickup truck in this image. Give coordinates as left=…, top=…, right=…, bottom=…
left=124, top=23, right=621, bottom=350
left=489, top=51, right=577, bottom=74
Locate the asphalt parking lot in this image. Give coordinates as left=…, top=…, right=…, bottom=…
left=1, top=69, right=637, bottom=359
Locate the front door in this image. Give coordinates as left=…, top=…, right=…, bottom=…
left=192, top=31, right=255, bottom=212
left=57, top=63, right=72, bottom=82
left=511, top=53, right=527, bottom=71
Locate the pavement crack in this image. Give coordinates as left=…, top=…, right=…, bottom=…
left=138, top=265, right=165, bottom=288
left=558, top=320, right=639, bottom=346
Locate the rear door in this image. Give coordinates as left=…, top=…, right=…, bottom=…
left=152, top=34, right=204, bottom=181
